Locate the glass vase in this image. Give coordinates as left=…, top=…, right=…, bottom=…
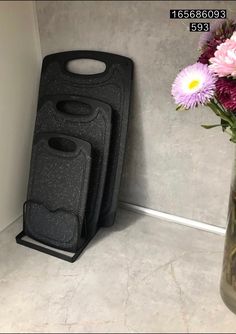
left=221, top=154, right=236, bottom=314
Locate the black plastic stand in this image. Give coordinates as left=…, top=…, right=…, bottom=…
left=15, top=200, right=93, bottom=262
left=15, top=231, right=92, bottom=263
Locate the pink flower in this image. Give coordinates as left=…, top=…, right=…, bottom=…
left=199, top=19, right=236, bottom=51
left=198, top=19, right=226, bottom=50
left=198, top=39, right=222, bottom=64
left=172, top=63, right=217, bottom=109
left=209, top=32, right=236, bottom=77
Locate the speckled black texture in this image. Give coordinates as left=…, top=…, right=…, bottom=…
left=24, top=202, right=81, bottom=252
left=39, top=51, right=133, bottom=227
left=25, top=133, right=91, bottom=252
left=34, top=95, right=111, bottom=238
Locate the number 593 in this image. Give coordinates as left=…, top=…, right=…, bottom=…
left=189, top=22, right=210, bottom=32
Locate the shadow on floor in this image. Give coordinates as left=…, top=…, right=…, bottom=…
left=86, top=206, right=143, bottom=249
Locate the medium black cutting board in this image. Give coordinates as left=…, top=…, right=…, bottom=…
left=34, top=95, right=111, bottom=238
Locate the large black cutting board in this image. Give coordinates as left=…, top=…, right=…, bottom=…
left=39, top=51, right=133, bottom=227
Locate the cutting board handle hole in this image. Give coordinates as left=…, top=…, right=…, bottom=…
left=57, top=101, right=91, bottom=116
left=48, top=137, right=76, bottom=153
left=66, top=59, right=106, bottom=75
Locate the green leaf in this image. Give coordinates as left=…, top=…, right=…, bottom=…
left=176, top=105, right=188, bottom=111
left=230, top=137, right=236, bottom=143
left=207, top=101, right=234, bottom=127
left=221, top=118, right=229, bottom=132
left=230, top=132, right=236, bottom=143
left=201, top=124, right=222, bottom=129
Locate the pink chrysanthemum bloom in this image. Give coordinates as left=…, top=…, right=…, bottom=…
left=198, top=19, right=226, bottom=50
left=198, top=39, right=222, bottom=64
left=198, top=20, right=236, bottom=65
left=216, top=77, right=236, bottom=111
left=172, top=63, right=217, bottom=109
left=209, top=32, right=236, bottom=77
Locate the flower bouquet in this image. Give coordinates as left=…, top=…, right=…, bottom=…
left=172, top=19, right=236, bottom=314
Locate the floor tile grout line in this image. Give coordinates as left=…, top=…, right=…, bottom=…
left=119, top=201, right=226, bottom=236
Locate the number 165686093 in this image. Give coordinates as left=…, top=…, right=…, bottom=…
left=170, top=9, right=226, bottom=19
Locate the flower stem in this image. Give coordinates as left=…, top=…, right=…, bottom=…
left=207, top=100, right=234, bottom=127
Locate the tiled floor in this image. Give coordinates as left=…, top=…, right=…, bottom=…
left=0, top=208, right=236, bottom=333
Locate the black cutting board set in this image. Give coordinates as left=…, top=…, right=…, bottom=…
left=16, top=51, right=133, bottom=262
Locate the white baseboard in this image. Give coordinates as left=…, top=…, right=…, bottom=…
left=119, top=201, right=226, bottom=236
left=2, top=204, right=226, bottom=237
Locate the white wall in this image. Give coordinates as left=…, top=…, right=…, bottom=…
left=36, top=1, right=235, bottom=227
left=0, top=1, right=41, bottom=232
